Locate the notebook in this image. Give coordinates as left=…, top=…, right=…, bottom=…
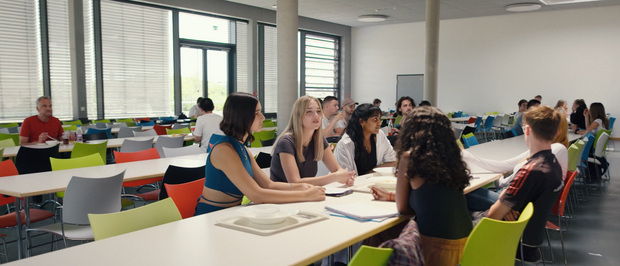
left=325, top=202, right=399, bottom=220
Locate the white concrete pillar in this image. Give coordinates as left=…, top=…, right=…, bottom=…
left=424, top=0, right=440, bottom=106
left=276, top=0, right=298, bottom=133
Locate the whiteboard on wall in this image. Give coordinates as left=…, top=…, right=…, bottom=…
left=396, top=74, right=424, bottom=106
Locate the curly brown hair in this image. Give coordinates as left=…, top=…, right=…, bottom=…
left=395, top=106, right=470, bottom=191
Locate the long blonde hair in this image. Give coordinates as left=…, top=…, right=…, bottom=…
left=272, top=96, right=324, bottom=162
left=552, top=111, right=569, bottom=148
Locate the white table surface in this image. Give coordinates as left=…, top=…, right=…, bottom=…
left=2, top=135, right=195, bottom=158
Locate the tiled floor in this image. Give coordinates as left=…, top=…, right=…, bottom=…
left=2, top=141, right=620, bottom=265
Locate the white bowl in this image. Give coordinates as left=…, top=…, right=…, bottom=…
left=237, top=205, right=299, bottom=225
left=46, top=140, right=59, bottom=146
left=368, top=176, right=397, bottom=190
left=373, top=167, right=395, bottom=176
left=252, top=204, right=280, bottom=218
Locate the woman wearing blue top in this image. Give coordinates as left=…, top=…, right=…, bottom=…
left=195, top=93, right=325, bottom=216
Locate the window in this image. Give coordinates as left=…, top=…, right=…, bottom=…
left=99, top=0, right=173, bottom=118
left=0, top=0, right=43, bottom=122
left=301, top=31, right=340, bottom=99
left=236, top=21, right=248, bottom=94
left=179, top=13, right=230, bottom=44
left=84, top=0, right=97, bottom=119
left=47, top=0, right=73, bottom=120
left=259, top=24, right=278, bottom=114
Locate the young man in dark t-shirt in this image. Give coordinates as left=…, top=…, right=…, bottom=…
left=486, top=105, right=564, bottom=262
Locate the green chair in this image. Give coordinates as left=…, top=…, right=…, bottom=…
left=71, top=140, right=108, bottom=163
left=166, top=128, right=191, bottom=135
left=88, top=197, right=182, bottom=241
left=0, top=123, right=19, bottom=128
left=0, top=138, right=16, bottom=148
left=62, top=120, right=83, bottom=125
left=349, top=245, right=393, bottom=266
left=50, top=153, right=105, bottom=198
left=94, top=119, right=111, bottom=124
left=394, top=115, right=403, bottom=125
left=0, top=133, right=19, bottom=146
left=115, top=118, right=136, bottom=127
left=241, top=196, right=251, bottom=205
left=250, top=129, right=276, bottom=147
left=262, top=119, right=275, bottom=127
left=0, top=148, right=3, bottom=160
left=567, top=140, right=584, bottom=172
left=459, top=202, right=534, bottom=266
left=63, top=124, right=78, bottom=131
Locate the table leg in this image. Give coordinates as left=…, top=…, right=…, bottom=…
left=14, top=197, right=22, bottom=259
left=25, top=197, right=31, bottom=258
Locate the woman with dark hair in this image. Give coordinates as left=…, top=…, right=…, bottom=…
left=577, top=102, right=609, bottom=135
left=334, top=103, right=396, bottom=176
left=394, top=106, right=472, bottom=266
left=194, top=93, right=325, bottom=216
left=270, top=96, right=354, bottom=186
left=570, top=99, right=587, bottom=131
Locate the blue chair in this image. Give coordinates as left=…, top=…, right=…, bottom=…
left=608, top=117, right=616, bottom=151
left=576, top=133, right=595, bottom=198
left=86, top=128, right=112, bottom=139
left=136, top=121, right=155, bottom=127
left=481, top=116, right=495, bottom=141
left=462, top=133, right=479, bottom=148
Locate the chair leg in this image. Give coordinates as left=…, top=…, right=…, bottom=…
left=0, top=236, right=7, bottom=264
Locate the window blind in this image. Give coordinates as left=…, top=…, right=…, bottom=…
left=100, top=0, right=173, bottom=118
left=303, top=33, right=339, bottom=99
left=47, top=0, right=73, bottom=120
left=0, top=0, right=43, bottom=122
left=236, top=21, right=248, bottom=93
left=83, top=0, right=97, bottom=119
left=263, top=25, right=277, bottom=113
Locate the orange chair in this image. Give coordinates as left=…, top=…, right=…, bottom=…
left=546, top=170, right=578, bottom=266
left=153, top=124, right=172, bottom=136
left=165, top=178, right=205, bottom=219
left=0, top=160, right=55, bottom=238
left=113, top=148, right=162, bottom=202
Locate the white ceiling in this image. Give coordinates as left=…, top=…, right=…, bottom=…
left=226, top=0, right=620, bottom=27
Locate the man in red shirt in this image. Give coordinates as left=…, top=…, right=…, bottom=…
left=19, top=96, right=71, bottom=145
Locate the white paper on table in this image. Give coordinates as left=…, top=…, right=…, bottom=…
left=325, top=202, right=399, bottom=220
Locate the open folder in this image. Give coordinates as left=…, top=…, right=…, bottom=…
left=325, top=202, right=399, bottom=220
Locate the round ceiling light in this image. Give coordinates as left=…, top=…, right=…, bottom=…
left=357, top=14, right=388, bottom=22
left=505, top=3, right=542, bottom=12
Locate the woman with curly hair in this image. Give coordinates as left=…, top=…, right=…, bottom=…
left=334, top=103, right=397, bottom=176
left=394, top=106, right=472, bottom=266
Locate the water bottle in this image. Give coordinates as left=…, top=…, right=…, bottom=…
left=76, top=125, right=83, bottom=143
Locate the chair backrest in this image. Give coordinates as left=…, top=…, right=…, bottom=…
left=94, top=119, right=111, bottom=124
left=474, top=116, right=483, bottom=128
left=88, top=197, right=182, bottom=241
left=114, top=147, right=160, bottom=163
left=4, top=126, right=19, bottom=134
left=171, top=123, right=190, bottom=130
left=82, top=131, right=109, bottom=141
left=0, top=159, right=19, bottom=177
left=522, top=190, right=560, bottom=246
left=501, top=114, right=510, bottom=126
left=580, top=133, right=595, bottom=162
left=116, top=118, right=136, bottom=127
left=71, top=140, right=108, bottom=162
left=466, top=117, right=477, bottom=124
left=165, top=178, right=205, bottom=219
left=51, top=153, right=104, bottom=171
left=154, top=136, right=185, bottom=158
left=95, top=122, right=109, bottom=129
left=0, top=123, right=19, bottom=128
left=349, top=245, right=393, bottom=266
left=262, top=119, right=275, bottom=127
left=462, top=126, right=476, bottom=138
left=136, top=121, right=155, bottom=126
left=120, top=138, right=154, bottom=153
left=459, top=202, right=534, bottom=266
left=159, top=165, right=206, bottom=199
left=86, top=128, right=112, bottom=139
left=483, top=116, right=494, bottom=128
left=593, top=132, right=609, bottom=157
left=110, top=122, right=127, bottom=128
left=552, top=171, right=577, bottom=217
left=133, top=129, right=158, bottom=137
left=0, top=133, right=19, bottom=146
left=492, top=115, right=502, bottom=127
left=153, top=124, right=171, bottom=135
left=567, top=140, right=584, bottom=172
left=463, top=136, right=479, bottom=148
left=609, top=116, right=616, bottom=130
left=251, top=129, right=277, bottom=147
left=62, top=170, right=125, bottom=225
left=118, top=126, right=143, bottom=138
left=62, top=120, right=83, bottom=125
left=453, top=127, right=464, bottom=140
left=0, top=128, right=8, bottom=134
left=0, top=138, right=16, bottom=148
left=260, top=138, right=276, bottom=147
left=166, top=127, right=190, bottom=135
left=162, top=145, right=203, bottom=158
left=15, top=144, right=60, bottom=174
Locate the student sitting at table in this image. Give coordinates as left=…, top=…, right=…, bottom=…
left=394, top=106, right=472, bottom=266
left=570, top=99, right=587, bottom=132
left=193, top=97, right=223, bottom=149
left=334, top=103, right=397, bottom=176
left=462, top=110, right=568, bottom=211
left=391, top=96, right=415, bottom=135
left=515, top=99, right=527, bottom=120
left=194, top=93, right=326, bottom=216
left=269, top=96, right=355, bottom=186
left=483, top=105, right=564, bottom=263
left=513, top=99, right=540, bottom=135
left=576, top=102, right=609, bottom=135
left=554, top=99, right=570, bottom=118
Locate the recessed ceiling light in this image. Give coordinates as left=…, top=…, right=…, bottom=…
left=540, top=0, right=602, bottom=5
left=271, top=4, right=276, bottom=8
left=505, top=2, right=542, bottom=12
left=357, top=14, right=388, bottom=22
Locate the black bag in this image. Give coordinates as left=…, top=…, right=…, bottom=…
left=178, top=113, right=188, bottom=119
left=587, top=156, right=609, bottom=180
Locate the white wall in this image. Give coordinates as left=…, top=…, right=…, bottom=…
left=351, top=5, right=620, bottom=131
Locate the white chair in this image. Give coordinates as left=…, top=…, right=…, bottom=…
left=587, top=132, right=609, bottom=183
left=26, top=171, right=125, bottom=250
left=95, top=122, right=109, bottom=129
left=118, top=127, right=142, bottom=138
left=110, top=122, right=127, bottom=128
left=0, top=128, right=8, bottom=134
left=162, top=145, right=203, bottom=158
left=171, top=123, right=191, bottom=130
left=154, top=136, right=185, bottom=158
left=133, top=129, right=158, bottom=137
left=120, top=138, right=154, bottom=153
